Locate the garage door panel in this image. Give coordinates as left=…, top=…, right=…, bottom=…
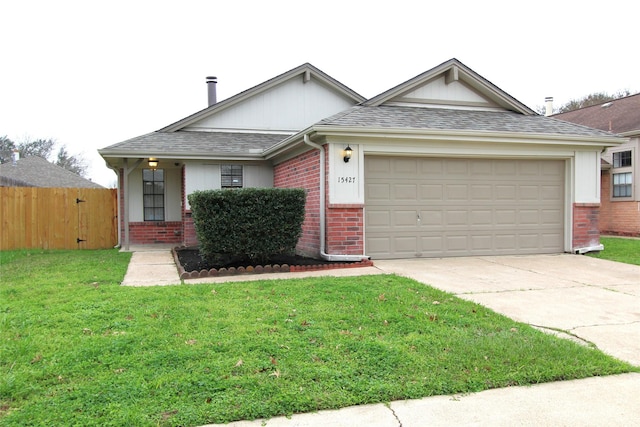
left=367, top=210, right=390, bottom=227
left=542, top=185, right=563, bottom=200
left=420, top=184, right=443, bottom=200
left=418, top=210, right=443, bottom=226
left=394, top=184, right=418, bottom=200
left=394, top=210, right=418, bottom=227
left=365, top=157, right=565, bottom=259
left=470, top=210, right=492, bottom=225
left=520, top=186, right=540, bottom=200
left=470, top=185, right=492, bottom=200
left=542, top=233, right=563, bottom=248
left=366, top=183, right=390, bottom=200
left=496, top=185, right=517, bottom=199
left=495, top=210, right=516, bottom=225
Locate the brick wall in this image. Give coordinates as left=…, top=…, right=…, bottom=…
left=326, top=204, right=364, bottom=255
left=600, top=171, right=640, bottom=236
left=273, top=148, right=366, bottom=257
left=572, top=203, right=601, bottom=250
left=128, top=221, right=183, bottom=244
left=274, top=149, right=321, bottom=257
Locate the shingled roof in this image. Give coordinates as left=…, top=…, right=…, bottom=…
left=317, top=105, right=618, bottom=138
left=0, top=156, right=104, bottom=188
left=100, top=131, right=291, bottom=158
left=552, top=93, right=640, bottom=136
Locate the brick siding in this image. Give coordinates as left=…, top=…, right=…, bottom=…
left=273, top=148, right=365, bottom=257
left=572, top=203, right=601, bottom=250
left=600, top=171, right=640, bottom=236
left=274, top=149, right=321, bottom=257
left=326, top=204, right=364, bottom=255
left=128, top=221, right=183, bottom=244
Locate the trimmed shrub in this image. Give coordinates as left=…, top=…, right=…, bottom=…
left=188, top=188, right=306, bottom=264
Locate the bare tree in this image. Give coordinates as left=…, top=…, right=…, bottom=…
left=0, top=135, right=16, bottom=164
left=537, top=90, right=633, bottom=115
left=55, top=146, right=87, bottom=176
left=18, top=137, right=57, bottom=159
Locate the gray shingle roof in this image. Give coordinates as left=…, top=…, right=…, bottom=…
left=0, top=156, right=104, bottom=188
left=99, top=131, right=292, bottom=157
left=318, top=106, right=619, bottom=137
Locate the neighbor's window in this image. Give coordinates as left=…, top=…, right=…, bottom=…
left=143, top=168, right=165, bottom=221
left=221, top=164, right=243, bottom=188
left=613, top=172, right=632, bottom=198
left=613, top=150, right=632, bottom=168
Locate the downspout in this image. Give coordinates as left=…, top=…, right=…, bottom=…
left=303, top=134, right=369, bottom=262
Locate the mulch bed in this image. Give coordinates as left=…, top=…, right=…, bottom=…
left=172, top=247, right=373, bottom=279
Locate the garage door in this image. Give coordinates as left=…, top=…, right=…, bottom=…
left=365, top=157, right=564, bottom=259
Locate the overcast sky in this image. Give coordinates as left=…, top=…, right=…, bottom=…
left=2, top=0, right=637, bottom=187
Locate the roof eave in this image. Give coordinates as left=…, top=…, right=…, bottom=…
left=99, top=150, right=266, bottom=161
left=311, top=125, right=625, bottom=147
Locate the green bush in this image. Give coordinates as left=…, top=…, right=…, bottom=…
left=188, top=188, right=306, bottom=264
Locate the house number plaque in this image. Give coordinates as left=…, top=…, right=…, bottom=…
left=337, top=176, right=356, bottom=183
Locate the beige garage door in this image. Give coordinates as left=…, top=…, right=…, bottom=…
left=365, top=157, right=564, bottom=259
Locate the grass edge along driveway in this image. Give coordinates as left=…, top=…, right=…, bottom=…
left=1, top=249, right=637, bottom=426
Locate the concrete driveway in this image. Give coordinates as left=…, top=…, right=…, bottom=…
left=374, top=254, right=640, bottom=366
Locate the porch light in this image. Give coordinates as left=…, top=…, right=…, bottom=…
left=343, top=146, right=352, bottom=163
left=148, top=158, right=159, bottom=169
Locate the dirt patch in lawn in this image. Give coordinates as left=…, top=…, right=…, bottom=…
left=173, top=247, right=373, bottom=279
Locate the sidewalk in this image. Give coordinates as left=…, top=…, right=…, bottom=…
left=121, top=248, right=640, bottom=426
left=204, top=373, right=640, bottom=426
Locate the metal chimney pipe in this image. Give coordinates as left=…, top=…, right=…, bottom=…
left=206, top=76, right=217, bottom=106
left=544, top=97, right=554, bottom=116
left=11, top=148, right=19, bottom=166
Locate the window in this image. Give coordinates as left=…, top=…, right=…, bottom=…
left=143, top=169, right=164, bottom=220
left=221, top=164, right=243, bottom=188
left=613, top=151, right=632, bottom=168
left=613, top=172, right=632, bottom=198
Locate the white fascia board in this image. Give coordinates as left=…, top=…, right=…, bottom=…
left=312, top=126, right=624, bottom=148
left=100, top=152, right=265, bottom=162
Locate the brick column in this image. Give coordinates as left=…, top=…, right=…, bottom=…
left=572, top=203, right=601, bottom=250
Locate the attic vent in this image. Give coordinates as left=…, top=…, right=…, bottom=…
left=601, top=102, right=612, bottom=108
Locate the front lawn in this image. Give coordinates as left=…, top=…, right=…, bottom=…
left=0, top=250, right=636, bottom=426
left=588, top=236, right=640, bottom=265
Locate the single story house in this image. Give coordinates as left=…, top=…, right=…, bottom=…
left=99, top=59, right=622, bottom=258
left=552, top=93, right=640, bottom=236
left=0, top=155, right=104, bottom=188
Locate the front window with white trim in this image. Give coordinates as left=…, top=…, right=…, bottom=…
left=611, top=150, right=633, bottom=199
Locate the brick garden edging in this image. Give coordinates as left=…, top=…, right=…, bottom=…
left=171, top=247, right=374, bottom=280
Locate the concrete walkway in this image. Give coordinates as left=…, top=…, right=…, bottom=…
left=121, top=248, right=640, bottom=426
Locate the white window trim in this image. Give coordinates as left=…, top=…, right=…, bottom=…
left=610, top=148, right=634, bottom=201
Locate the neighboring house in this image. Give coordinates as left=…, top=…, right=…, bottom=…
left=552, top=93, right=640, bottom=237
left=99, top=59, right=622, bottom=258
left=0, top=155, right=104, bottom=188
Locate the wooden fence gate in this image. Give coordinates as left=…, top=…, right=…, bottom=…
left=1, top=187, right=118, bottom=250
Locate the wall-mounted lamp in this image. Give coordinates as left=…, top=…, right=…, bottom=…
left=343, top=145, right=352, bottom=163
left=148, top=158, right=159, bottom=169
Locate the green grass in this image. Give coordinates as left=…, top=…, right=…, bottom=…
left=1, top=250, right=636, bottom=426
left=588, top=237, right=640, bottom=265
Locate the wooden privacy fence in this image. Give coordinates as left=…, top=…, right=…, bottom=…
left=1, top=187, right=118, bottom=250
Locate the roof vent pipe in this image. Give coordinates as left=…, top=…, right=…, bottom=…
left=11, top=148, right=19, bottom=166
left=206, top=76, right=217, bottom=106
left=544, top=96, right=554, bottom=116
